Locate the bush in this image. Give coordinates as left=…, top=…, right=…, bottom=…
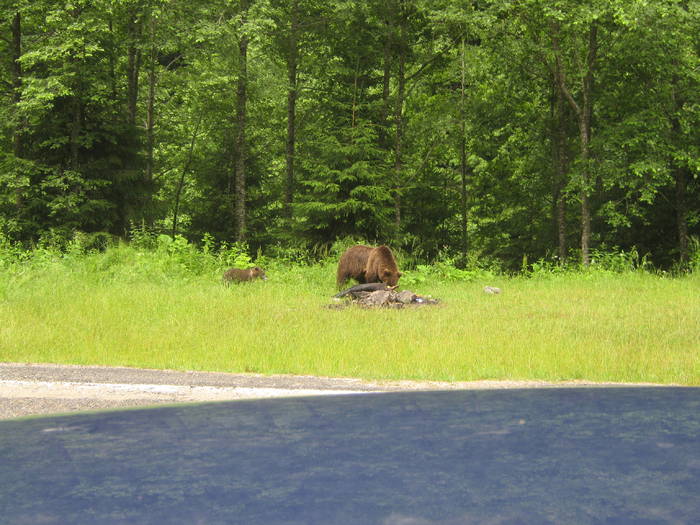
left=588, top=247, right=651, bottom=273
left=218, top=241, right=254, bottom=269
left=688, top=237, right=700, bottom=273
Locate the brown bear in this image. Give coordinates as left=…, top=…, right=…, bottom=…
left=336, top=245, right=401, bottom=289
left=222, top=266, right=267, bottom=285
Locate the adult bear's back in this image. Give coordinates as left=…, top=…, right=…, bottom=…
left=336, top=245, right=401, bottom=288
left=336, top=245, right=373, bottom=288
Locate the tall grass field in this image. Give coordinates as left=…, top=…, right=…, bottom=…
left=1, top=238, right=699, bottom=385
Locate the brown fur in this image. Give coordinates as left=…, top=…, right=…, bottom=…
left=336, top=245, right=401, bottom=288
left=222, top=266, right=267, bottom=284
left=336, top=245, right=372, bottom=288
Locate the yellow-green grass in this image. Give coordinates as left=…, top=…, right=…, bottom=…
left=1, top=265, right=698, bottom=385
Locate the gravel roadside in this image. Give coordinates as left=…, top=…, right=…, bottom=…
left=0, top=362, right=668, bottom=420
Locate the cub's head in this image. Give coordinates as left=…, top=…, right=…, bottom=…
left=250, top=267, right=268, bottom=281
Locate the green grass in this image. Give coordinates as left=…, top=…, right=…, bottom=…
left=1, top=249, right=699, bottom=385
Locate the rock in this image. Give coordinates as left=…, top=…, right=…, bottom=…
left=364, top=290, right=393, bottom=307
left=483, top=286, right=501, bottom=294
left=396, top=290, right=417, bottom=304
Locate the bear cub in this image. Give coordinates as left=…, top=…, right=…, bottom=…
left=222, top=266, right=267, bottom=284
left=336, top=245, right=401, bottom=289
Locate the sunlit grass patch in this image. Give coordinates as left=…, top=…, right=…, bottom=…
left=1, top=252, right=699, bottom=385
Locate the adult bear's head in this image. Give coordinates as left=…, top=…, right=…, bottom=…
left=369, top=246, right=401, bottom=287
left=380, top=266, right=402, bottom=287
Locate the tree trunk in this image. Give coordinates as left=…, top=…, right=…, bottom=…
left=11, top=12, right=23, bottom=158
left=9, top=11, right=25, bottom=218
left=284, top=0, right=298, bottom=220
left=675, top=166, right=689, bottom=264
left=139, top=47, right=156, bottom=227
left=459, top=38, right=469, bottom=261
left=553, top=22, right=597, bottom=266
left=393, top=2, right=407, bottom=234
left=578, top=23, right=596, bottom=267
left=393, top=51, right=405, bottom=231
left=234, top=0, right=249, bottom=242
left=380, top=9, right=393, bottom=149
left=126, top=10, right=142, bottom=127
left=552, top=79, right=568, bottom=262
left=145, top=17, right=156, bottom=191
left=107, top=17, right=117, bottom=100
left=670, top=77, right=689, bottom=265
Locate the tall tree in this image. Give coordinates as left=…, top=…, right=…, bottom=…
left=551, top=77, right=571, bottom=262
left=283, top=0, right=298, bottom=220
left=552, top=20, right=598, bottom=266
left=233, top=0, right=250, bottom=242
left=457, top=37, right=472, bottom=262
left=667, top=1, right=698, bottom=265
left=392, top=0, right=407, bottom=235
left=0, top=3, right=29, bottom=237
left=9, top=9, right=22, bottom=159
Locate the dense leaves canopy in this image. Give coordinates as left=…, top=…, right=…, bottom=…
left=1, top=0, right=698, bottom=268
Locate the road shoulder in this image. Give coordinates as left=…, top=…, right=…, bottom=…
left=0, top=362, right=671, bottom=420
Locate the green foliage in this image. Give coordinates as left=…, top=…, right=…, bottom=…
left=400, top=263, right=494, bottom=287
left=128, top=222, right=159, bottom=251
left=588, top=247, right=652, bottom=274
left=522, top=247, right=654, bottom=279
left=0, top=0, right=697, bottom=268
left=689, top=237, right=700, bottom=273
left=219, top=241, right=254, bottom=269
left=0, top=231, right=25, bottom=269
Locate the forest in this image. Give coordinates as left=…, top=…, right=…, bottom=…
left=0, top=0, right=698, bottom=270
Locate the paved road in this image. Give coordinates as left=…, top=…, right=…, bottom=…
left=0, top=362, right=665, bottom=420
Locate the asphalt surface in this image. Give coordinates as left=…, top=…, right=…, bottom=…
left=0, top=362, right=667, bottom=420
left=4, top=387, right=700, bottom=524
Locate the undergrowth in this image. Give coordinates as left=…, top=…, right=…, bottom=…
left=1, top=231, right=698, bottom=385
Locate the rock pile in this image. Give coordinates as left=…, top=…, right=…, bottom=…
left=330, top=283, right=439, bottom=309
